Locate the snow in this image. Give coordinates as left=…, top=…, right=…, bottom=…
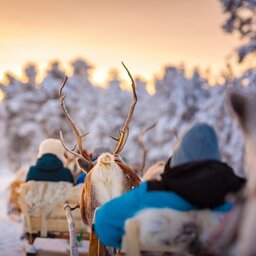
left=1, top=60, right=254, bottom=176
left=0, top=165, right=23, bottom=255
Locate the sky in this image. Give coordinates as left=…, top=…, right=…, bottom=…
left=0, top=0, right=240, bottom=85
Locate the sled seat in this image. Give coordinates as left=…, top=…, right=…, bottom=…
left=121, top=209, right=197, bottom=256
left=18, top=181, right=89, bottom=245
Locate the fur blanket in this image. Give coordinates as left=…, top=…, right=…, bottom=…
left=122, top=208, right=226, bottom=256
left=22, top=181, right=82, bottom=216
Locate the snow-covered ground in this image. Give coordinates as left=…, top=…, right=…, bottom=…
left=0, top=165, right=24, bottom=256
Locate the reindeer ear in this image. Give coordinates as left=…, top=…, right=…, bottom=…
left=76, top=158, right=94, bottom=174
left=229, top=91, right=250, bottom=132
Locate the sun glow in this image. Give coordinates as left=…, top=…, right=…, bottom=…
left=91, top=68, right=109, bottom=88
left=0, top=0, right=242, bottom=95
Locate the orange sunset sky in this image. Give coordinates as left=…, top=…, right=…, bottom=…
left=0, top=0, right=241, bottom=85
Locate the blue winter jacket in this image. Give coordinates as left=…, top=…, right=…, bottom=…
left=94, top=181, right=232, bottom=249
left=94, top=123, right=239, bottom=249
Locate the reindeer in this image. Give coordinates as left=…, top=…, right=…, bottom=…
left=59, top=63, right=141, bottom=229
left=227, top=90, right=256, bottom=256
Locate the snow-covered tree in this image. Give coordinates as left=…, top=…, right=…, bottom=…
left=0, top=57, right=254, bottom=177
left=220, top=0, right=256, bottom=62
left=23, top=63, right=37, bottom=86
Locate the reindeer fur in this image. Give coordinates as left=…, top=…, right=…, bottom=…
left=122, top=208, right=225, bottom=256
left=229, top=91, right=256, bottom=255
left=8, top=180, right=24, bottom=215
left=80, top=153, right=141, bottom=227
left=7, top=166, right=28, bottom=216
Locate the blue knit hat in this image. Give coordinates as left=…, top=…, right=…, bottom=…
left=171, top=123, right=221, bottom=167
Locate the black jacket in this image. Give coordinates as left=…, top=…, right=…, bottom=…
left=148, top=159, right=245, bottom=208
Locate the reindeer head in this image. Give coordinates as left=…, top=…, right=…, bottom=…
left=59, top=62, right=137, bottom=173
left=59, top=63, right=141, bottom=227
left=96, top=153, right=115, bottom=169
left=59, top=63, right=137, bottom=173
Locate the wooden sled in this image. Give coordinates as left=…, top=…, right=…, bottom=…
left=18, top=182, right=89, bottom=255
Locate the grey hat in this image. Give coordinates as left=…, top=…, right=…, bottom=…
left=92, top=146, right=111, bottom=161
left=171, top=123, right=221, bottom=167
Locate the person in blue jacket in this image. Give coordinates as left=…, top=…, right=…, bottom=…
left=26, top=138, right=73, bottom=184
left=94, top=123, right=245, bottom=249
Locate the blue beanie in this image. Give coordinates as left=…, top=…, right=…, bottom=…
left=171, top=123, right=221, bottom=167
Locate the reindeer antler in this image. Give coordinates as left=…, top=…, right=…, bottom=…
left=139, top=123, right=157, bottom=174
left=113, top=62, right=137, bottom=155
left=59, top=76, right=91, bottom=161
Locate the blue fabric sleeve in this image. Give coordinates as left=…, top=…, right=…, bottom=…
left=94, top=181, right=233, bottom=249
left=75, top=173, right=86, bottom=185
left=212, top=201, right=233, bottom=212
left=95, top=183, right=143, bottom=248
left=94, top=182, right=196, bottom=249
